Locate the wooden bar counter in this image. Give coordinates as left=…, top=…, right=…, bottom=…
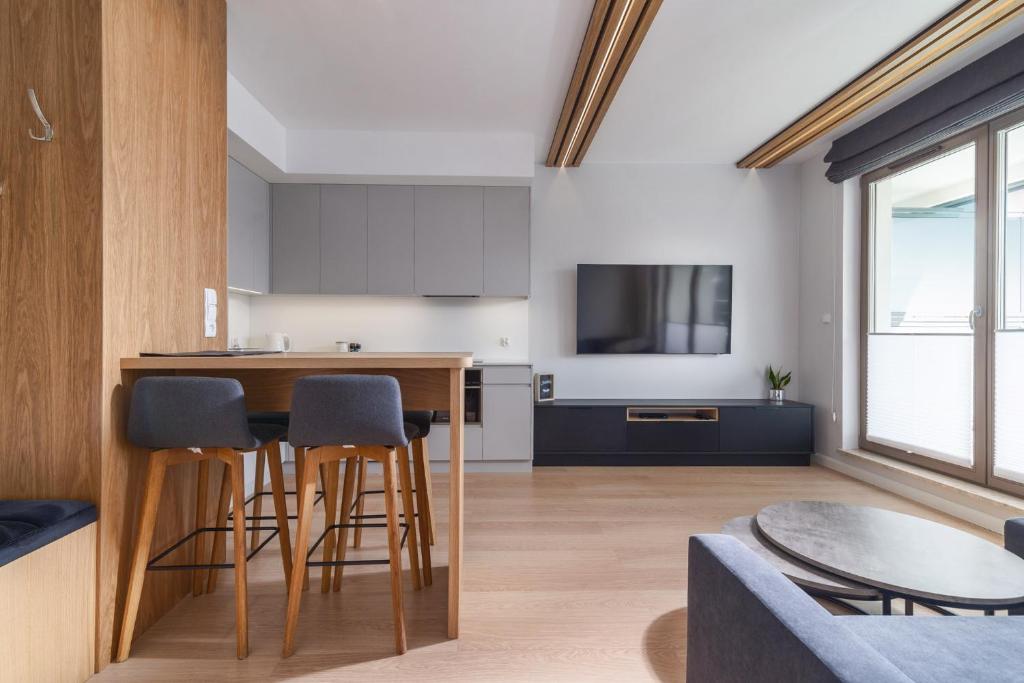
left=120, top=351, right=473, bottom=639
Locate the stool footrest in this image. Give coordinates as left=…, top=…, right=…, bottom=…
left=145, top=525, right=280, bottom=571
left=304, top=521, right=410, bottom=566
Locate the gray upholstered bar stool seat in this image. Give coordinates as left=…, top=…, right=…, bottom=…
left=117, top=377, right=294, bottom=662
left=283, top=375, right=422, bottom=657
left=351, top=410, right=437, bottom=587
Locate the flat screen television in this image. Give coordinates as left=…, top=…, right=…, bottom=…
left=576, top=264, right=733, bottom=355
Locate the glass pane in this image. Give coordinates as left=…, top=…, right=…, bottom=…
left=994, top=123, right=1024, bottom=483
left=866, top=144, right=975, bottom=466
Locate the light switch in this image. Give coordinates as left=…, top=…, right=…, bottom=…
left=204, top=288, right=217, bottom=338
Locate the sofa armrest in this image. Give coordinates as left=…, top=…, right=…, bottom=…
left=686, top=535, right=911, bottom=683
left=1005, top=518, right=1024, bottom=559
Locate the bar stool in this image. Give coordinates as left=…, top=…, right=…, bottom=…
left=117, top=377, right=294, bottom=661
left=349, top=410, right=435, bottom=587
left=283, top=375, right=420, bottom=656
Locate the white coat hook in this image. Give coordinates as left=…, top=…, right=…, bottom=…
left=28, top=89, right=54, bottom=142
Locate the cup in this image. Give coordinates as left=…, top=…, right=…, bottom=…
left=266, top=332, right=291, bottom=352
left=336, top=341, right=351, bottom=352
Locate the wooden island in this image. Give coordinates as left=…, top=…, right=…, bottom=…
left=119, top=351, right=473, bottom=639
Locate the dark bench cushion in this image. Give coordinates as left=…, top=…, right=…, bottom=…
left=0, top=500, right=97, bottom=568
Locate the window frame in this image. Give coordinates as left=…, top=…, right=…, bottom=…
left=859, top=125, right=989, bottom=486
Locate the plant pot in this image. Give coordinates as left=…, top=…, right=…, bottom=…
left=768, top=389, right=785, bottom=402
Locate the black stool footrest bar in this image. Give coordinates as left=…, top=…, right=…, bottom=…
left=145, top=525, right=280, bottom=571
left=304, top=521, right=410, bottom=565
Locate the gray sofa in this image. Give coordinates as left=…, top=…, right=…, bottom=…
left=686, top=519, right=1024, bottom=682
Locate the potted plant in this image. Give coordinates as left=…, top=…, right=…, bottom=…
left=767, top=366, right=791, bottom=402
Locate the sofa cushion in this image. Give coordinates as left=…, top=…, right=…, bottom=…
left=0, top=500, right=97, bottom=568
left=840, top=615, right=1024, bottom=683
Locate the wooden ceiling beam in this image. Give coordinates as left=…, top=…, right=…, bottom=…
left=737, top=0, right=1024, bottom=169
left=546, top=0, right=664, bottom=167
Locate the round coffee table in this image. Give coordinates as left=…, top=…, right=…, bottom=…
left=755, top=501, right=1024, bottom=613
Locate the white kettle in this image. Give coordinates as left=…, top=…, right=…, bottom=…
left=265, top=332, right=292, bottom=352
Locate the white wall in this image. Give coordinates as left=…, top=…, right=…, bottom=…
left=240, top=295, right=529, bottom=361
left=795, top=158, right=860, bottom=456
left=529, top=164, right=801, bottom=399
left=227, top=291, right=251, bottom=348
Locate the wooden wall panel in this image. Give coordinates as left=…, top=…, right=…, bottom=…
left=97, top=0, right=227, bottom=668
left=0, top=0, right=103, bottom=503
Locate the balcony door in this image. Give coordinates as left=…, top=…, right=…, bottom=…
left=862, top=111, right=1024, bottom=495
left=862, top=129, right=988, bottom=483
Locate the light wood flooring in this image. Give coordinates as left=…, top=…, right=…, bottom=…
left=92, top=465, right=1000, bottom=682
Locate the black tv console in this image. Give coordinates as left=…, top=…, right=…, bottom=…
left=534, top=399, right=813, bottom=466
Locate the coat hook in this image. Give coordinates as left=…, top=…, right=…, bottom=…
left=28, top=88, right=54, bottom=142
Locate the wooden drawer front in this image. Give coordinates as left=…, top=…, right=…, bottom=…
left=719, top=407, right=813, bottom=453
left=481, top=365, right=532, bottom=384
left=534, top=407, right=626, bottom=452
left=626, top=421, right=719, bottom=452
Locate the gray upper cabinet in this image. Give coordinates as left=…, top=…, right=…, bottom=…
left=227, top=158, right=270, bottom=293
left=367, top=186, right=415, bottom=295
left=483, top=187, right=530, bottom=297
left=320, top=185, right=368, bottom=294
left=271, top=184, right=320, bottom=294
left=414, top=186, right=484, bottom=296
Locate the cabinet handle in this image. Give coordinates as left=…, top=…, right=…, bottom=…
left=28, top=89, right=54, bottom=142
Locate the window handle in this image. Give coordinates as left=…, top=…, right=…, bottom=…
left=968, top=305, right=984, bottom=331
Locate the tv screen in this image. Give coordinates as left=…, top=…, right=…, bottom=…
left=576, top=264, right=733, bottom=355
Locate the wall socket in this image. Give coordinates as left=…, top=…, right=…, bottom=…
left=204, top=288, right=217, bottom=338
left=499, top=336, right=511, bottom=347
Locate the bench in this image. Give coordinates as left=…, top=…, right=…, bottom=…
left=0, top=500, right=97, bottom=682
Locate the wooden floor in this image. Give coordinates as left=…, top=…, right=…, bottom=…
left=92, top=465, right=1000, bottom=682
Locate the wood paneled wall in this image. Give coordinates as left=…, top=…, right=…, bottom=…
left=2, top=0, right=227, bottom=671
left=97, top=0, right=227, bottom=667
left=0, top=0, right=103, bottom=502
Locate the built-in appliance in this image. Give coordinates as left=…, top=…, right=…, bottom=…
left=576, top=264, right=733, bottom=354
left=433, top=368, right=482, bottom=425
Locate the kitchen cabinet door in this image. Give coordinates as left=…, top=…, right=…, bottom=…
left=320, top=185, right=368, bottom=294
left=414, top=186, right=484, bottom=295
left=483, top=186, right=530, bottom=297
left=426, top=423, right=483, bottom=461
left=271, top=184, right=320, bottom=294
left=482, top=384, right=533, bottom=461
left=228, top=158, right=270, bottom=292
left=367, top=185, right=415, bottom=294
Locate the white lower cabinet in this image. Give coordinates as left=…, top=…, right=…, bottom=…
left=482, top=384, right=532, bottom=460
left=426, top=424, right=482, bottom=461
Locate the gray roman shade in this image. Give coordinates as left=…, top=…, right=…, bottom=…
left=826, top=33, right=1024, bottom=183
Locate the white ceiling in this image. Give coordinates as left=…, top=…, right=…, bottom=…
left=227, top=0, right=1021, bottom=167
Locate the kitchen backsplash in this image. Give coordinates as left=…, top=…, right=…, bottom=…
left=229, top=292, right=529, bottom=360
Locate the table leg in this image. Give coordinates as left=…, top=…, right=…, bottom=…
left=448, top=368, right=464, bottom=639
left=882, top=595, right=892, bottom=615
left=905, top=599, right=914, bottom=616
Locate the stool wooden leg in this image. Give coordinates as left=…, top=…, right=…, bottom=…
left=207, top=463, right=232, bottom=593
left=411, top=445, right=432, bottom=586
left=116, top=450, right=170, bottom=662
left=319, top=461, right=340, bottom=592
left=294, top=446, right=310, bottom=591
left=267, top=440, right=293, bottom=584
left=193, top=458, right=210, bottom=596
left=250, top=447, right=266, bottom=548
left=352, top=454, right=367, bottom=548
left=283, top=449, right=322, bottom=657
left=381, top=447, right=408, bottom=654
left=413, top=438, right=436, bottom=545
left=225, top=449, right=249, bottom=659
left=332, top=456, right=357, bottom=592
left=396, top=446, right=421, bottom=590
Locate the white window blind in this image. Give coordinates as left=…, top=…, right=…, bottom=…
left=994, top=332, right=1024, bottom=482
left=866, top=334, right=974, bottom=466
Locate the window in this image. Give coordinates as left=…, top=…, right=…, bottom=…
left=862, top=112, right=1024, bottom=495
